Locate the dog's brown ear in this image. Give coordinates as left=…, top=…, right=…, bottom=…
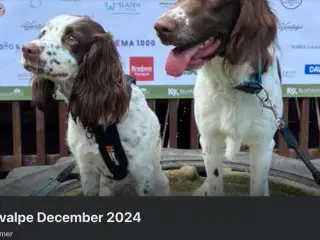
left=69, top=32, right=129, bottom=132
left=225, top=0, right=277, bottom=73
left=31, top=73, right=55, bottom=112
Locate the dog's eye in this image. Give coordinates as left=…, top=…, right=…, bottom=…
left=66, top=35, right=78, bottom=44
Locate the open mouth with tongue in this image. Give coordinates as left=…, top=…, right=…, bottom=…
left=165, top=37, right=221, bottom=77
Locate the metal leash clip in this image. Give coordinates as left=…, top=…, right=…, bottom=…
left=256, top=88, right=285, bottom=128
left=255, top=84, right=320, bottom=185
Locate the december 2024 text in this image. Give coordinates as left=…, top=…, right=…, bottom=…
left=0, top=212, right=142, bottom=225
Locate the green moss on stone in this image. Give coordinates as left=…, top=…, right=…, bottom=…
left=64, top=166, right=320, bottom=196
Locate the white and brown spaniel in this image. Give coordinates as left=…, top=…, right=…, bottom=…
left=155, top=0, right=283, bottom=196
left=21, top=15, right=170, bottom=196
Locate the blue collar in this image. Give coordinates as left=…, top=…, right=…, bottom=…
left=254, top=56, right=262, bottom=84
left=233, top=58, right=263, bottom=94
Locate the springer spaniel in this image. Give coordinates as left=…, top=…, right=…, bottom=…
left=21, top=15, right=170, bottom=196
left=155, top=0, right=283, bottom=196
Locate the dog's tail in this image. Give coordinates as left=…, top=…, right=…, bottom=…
left=224, top=137, right=242, bottom=161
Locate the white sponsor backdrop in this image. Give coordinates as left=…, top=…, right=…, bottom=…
left=0, top=0, right=318, bottom=88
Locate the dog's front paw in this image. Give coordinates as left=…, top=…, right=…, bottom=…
left=193, top=179, right=224, bottom=196
left=193, top=181, right=209, bottom=196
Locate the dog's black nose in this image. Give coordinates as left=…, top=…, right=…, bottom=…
left=22, top=43, right=39, bottom=60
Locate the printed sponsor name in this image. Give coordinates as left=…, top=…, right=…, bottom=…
left=281, top=70, right=296, bottom=77
left=0, top=43, right=20, bottom=51
left=21, top=21, right=45, bottom=30
left=168, top=88, right=193, bottom=97
left=115, top=39, right=155, bottom=47
left=131, top=65, right=152, bottom=76
left=305, top=64, right=320, bottom=74
left=278, top=21, right=303, bottom=31
left=129, top=57, right=154, bottom=81
left=158, top=1, right=175, bottom=8
left=286, top=87, right=320, bottom=96
left=105, top=1, right=141, bottom=15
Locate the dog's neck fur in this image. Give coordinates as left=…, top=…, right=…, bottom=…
left=54, top=78, right=75, bottom=104
left=198, top=57, right=255, bottom=90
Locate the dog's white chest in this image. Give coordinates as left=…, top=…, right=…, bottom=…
left=193, top=58, right=280, bottom=141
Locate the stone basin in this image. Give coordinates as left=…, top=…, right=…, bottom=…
left=64, top=165, right=320, bottom=196
left=0, top=148, right=320, bottom=196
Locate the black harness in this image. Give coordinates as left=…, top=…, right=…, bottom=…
left=30, top=75, right=136, bottom=195
left=92, top=74, right=136, bottom=181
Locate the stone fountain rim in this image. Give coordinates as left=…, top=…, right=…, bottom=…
left=160, top=148, right=320, bottom=189
left=1, top=148, right=319, bottom=196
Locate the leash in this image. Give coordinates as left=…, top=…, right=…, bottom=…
left=29, top=161, right=79, bottom=196
left=256, top=87, right=320, bottom=185
left=30, top=74, right=136, bottom=196
left=234, top=56, right=320, bottom=185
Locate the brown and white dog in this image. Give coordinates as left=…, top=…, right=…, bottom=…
left=21, top=15, right=170, bottom=196
left=155, top=0, right=283, bottom=196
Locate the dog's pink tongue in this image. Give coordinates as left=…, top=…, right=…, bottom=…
left=165, top=45, right=201, bottom=77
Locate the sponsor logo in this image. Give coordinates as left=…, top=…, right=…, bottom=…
left=0, top=88, right=24, bottom=98
left=305, top=64, right=320, bottom=75
left=29, top=0, right=42, bottom=8
left=168, top=88, right=193, bottom=97
left=105, top=1, right=141, bottom=15
left=0, top=3, right=5, bottom=17
left=281, top=0, right=302, bottom=10
left=105, top=145, right=120, bottom=166
left=17, top=72, right=31, bottom=80
left=281, top=70, right=296, bottom=78
left=21, top=21, right=45, bottom=31
left=278, top=22, right=303, bottom=31
left=115, top=39, right=155, bottom=47
left=158, top=0, right=175, bottom=8
left=291, top=44, right=320, bottom=50
left=168, top=88, right=179, bottom=96
left=0, top=42, right=21, bottom=52
left=12, top=88, right=23, bottom=96
left=286, top=87, right=320, bottom=96
left=286, top=87, right=298, bottom=96
left=129, top=57, right=154, bottom=81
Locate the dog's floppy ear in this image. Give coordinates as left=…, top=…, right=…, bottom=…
left=224, top=0, right=277, bottom=73
left=31, top=73, right=55, bottom=112
left=69, top=32, right=129, bottom=132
